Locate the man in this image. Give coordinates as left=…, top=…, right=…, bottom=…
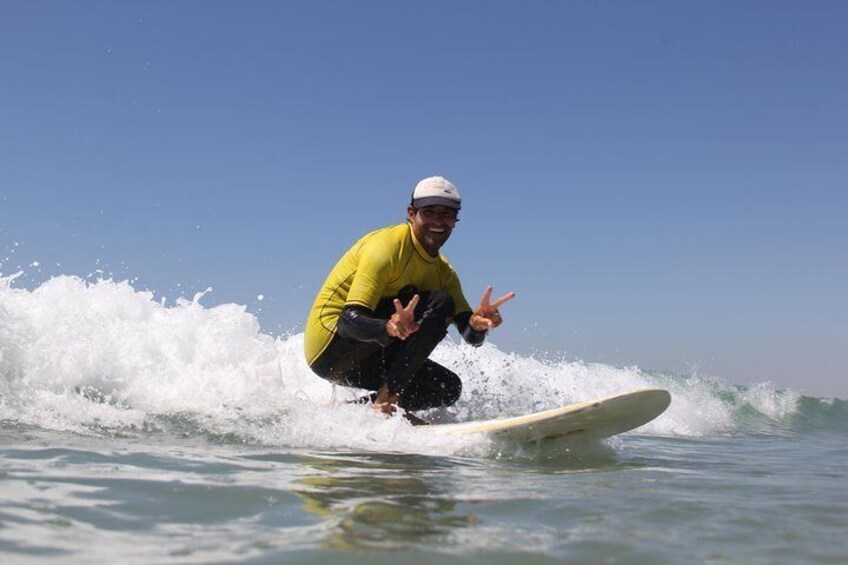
left=304, top=176, right=514, bottom=423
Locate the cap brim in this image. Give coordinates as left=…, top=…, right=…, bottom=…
left=412, top=197, right=461, bottom=210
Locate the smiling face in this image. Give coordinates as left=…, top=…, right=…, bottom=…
left=407, top=204, right=459, bottom=256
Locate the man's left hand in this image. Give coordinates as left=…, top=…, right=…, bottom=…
left=470, top=286, right=515, bottom=331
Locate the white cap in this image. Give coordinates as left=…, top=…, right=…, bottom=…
left=411, top=176, right=461, bottom=210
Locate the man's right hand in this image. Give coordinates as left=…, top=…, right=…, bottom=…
left=386, top=294, right=420, bottom=340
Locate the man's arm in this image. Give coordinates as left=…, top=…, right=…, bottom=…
left=336, top=305, right=394, bottom=347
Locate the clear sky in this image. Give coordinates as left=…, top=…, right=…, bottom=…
left=1, top=1, right=846, bottom=397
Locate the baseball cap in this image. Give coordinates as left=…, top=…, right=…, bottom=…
left=410, top=176, right=461, bottom=210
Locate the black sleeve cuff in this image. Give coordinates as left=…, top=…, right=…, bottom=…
left=454, top=311, right=487, bottom=347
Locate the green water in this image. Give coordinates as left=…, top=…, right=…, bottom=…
left=1, top=424, right=845, bottom=564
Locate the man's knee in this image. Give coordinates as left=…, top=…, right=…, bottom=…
left=441, top=371, right=462, bottom=406
left=423, top=290, right=455, bottom=323
left=398, top=364, right=462, bottom=411
left=430, top=366, right=461, bottom=407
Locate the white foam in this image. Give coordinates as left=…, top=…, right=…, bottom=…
left=0, top=274, right=799, bottom=452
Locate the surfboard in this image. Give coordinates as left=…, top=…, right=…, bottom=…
left=428, top=388, right=671, bottom=443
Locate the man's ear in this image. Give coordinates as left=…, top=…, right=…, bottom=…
left=406, top=205, right=416, bottom=221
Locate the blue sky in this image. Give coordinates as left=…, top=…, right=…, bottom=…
left=1, top=1, right=846, bottom=397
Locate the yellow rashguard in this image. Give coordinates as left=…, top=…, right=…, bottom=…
left=304, top=223, right=472, bottom=365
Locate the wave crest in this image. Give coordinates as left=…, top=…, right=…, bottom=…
left=1, top=275, right=840, bottom=452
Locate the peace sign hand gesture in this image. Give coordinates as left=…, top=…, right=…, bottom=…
left=470, top=286, right=516, bottom=332
left=386, top=294, right=421, bottom=340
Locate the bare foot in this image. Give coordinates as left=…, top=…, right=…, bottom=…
left=403, top=411, right=429, bottom=426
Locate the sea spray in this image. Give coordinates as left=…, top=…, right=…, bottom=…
left=1, top=274, right=830, bottom=454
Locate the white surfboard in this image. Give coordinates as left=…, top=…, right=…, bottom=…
left=428, top=388, right=671, bottom=443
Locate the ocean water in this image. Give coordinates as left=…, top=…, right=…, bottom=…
left=1, top=275, right=846, bottom=563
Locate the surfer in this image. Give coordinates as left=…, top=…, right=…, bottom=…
left=304, top=176, right=515, bottom=424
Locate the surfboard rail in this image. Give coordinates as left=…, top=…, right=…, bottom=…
left=428, top=387, right=671, bottom=442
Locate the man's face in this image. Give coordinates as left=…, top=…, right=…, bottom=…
left=407, top=204, right=459, bottom=256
